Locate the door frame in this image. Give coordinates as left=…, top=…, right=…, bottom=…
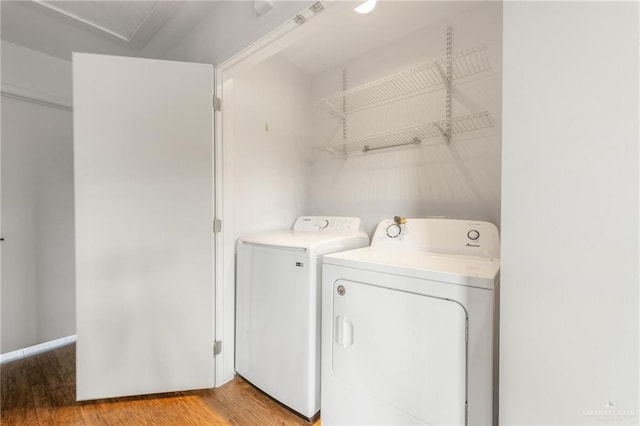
left=213, top=2, right=337, bottom=386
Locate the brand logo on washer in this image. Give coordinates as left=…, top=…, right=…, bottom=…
left=466, top=243, right=480, bottom=248
left=295, top=262, right=304, bottom=267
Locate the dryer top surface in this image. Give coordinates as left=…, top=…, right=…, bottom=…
left=324, top=246, right=499, bottom=290
left=324, top=218, right=500, bottom=290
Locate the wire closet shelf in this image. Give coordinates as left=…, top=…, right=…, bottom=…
left=328, top=112, right=493, bottom=154
left=321, top=44, right=491, bottom=115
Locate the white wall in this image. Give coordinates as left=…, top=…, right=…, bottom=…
left=501, top=2, right=639, bottom=424
left=219, top=55, right=311, bottom=382
left=228, top=55, right=311, bottom=238
left=308, top=3, right=502, bottom=234
left=1, top=41, right=75, bottom=353
left=1, top=40, right=72, bottom=107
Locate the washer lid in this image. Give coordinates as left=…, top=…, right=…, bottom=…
left=238, top=230, right=369, bottom=253
left=324, top=246, right=499, bottom=290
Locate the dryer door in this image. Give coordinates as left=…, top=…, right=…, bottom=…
left=332, top=279, right=467, bottom=425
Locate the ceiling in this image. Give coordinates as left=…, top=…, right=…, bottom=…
left=278, top=1, right=479, bottom=75
left=1, top=0, right=481, bottom=69
left=1, top=0, right=218, bottom=61
left=32, top=1, right=184, bottom=48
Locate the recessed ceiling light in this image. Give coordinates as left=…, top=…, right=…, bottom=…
left=354, top=0, right=377, bottom=14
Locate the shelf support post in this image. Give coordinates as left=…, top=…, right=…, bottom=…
left=444, top=26, right=452, bottom=144
left=342, top=68, right=347, bottom=153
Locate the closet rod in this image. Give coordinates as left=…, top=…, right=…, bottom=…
left=362, top=137, right=422, bottom=153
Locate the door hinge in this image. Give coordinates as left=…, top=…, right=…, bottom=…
left=213, top=218, right=222, bottom=233
left=213, top=340, right=222, bottom=357
left=213, top=96, right=221, bottom=111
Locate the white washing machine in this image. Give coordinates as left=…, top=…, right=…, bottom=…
left=235, top=216, right=369, bottom=419
left=321, top=218, right=500, bottom=425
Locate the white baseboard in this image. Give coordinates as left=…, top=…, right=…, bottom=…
left=0, top=334, right=77, bottom=364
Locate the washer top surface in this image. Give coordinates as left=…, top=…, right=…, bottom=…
left=238, top=216, right=369, bottom=253
left=323, top=218, right=500, bottom=290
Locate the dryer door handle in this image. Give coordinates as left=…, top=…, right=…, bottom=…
left=335, top=315, right=354, bottom=347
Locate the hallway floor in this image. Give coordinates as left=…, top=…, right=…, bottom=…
left=1, top=342, right=319, bottom=425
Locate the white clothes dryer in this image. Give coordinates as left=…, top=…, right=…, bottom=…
left=235, top=216, right=369, bottom=419
left=321, top=218, right=500, bottom=425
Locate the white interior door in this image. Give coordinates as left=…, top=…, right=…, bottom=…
left=73, top=53, right=214, bottom=401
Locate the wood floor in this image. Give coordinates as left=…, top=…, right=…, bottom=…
left=1, top=343, right=320, bottom=425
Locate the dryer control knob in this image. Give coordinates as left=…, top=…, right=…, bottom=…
left=467, top=230, right=480, bottom=240
left=386, top=224, right=401, bottom=238
left=319, top=219, right=329, bottom=229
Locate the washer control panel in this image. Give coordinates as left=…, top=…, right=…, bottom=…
left=294, top=216, right=362, bottom=233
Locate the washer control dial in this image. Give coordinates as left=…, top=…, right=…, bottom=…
left=386, top=224, right=402, bottom=238
left=319, top=219, right=329, bottom=229
left=467, top=230, right=480, bottom=241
